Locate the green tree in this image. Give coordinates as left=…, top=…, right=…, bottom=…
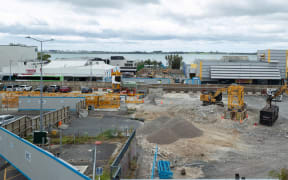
left=146, top=59, right=151, bottom=65
left=136, top=61, right=145, bottom=71
left=269, top=168, right=288, bottom=180
left=165, top=55, right=173, bottom=68
left=37, top=52, right=51, bottom=61
left=165, top=54, right=182, bottom=69
left=152, top=60, right=158, bottom=66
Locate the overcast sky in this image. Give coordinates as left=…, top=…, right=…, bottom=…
left=1, top=0, right=288, bottom=52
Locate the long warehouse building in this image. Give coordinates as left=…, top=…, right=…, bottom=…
left=183, top=50, right=288, bottom=85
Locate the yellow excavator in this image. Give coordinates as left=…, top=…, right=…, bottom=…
left=200, top=85, right=245, bottom=109
left=200, top=88, right=227, bottom=106
left=260, top=84, right=288, bottom=126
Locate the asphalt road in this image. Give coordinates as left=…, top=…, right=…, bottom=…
left=50, top=143, right=117, bottom=176
left=63, top=112, right=143, bottom=136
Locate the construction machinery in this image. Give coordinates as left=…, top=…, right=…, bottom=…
left=111, top=70, right=137, bottom=96
left=260, top=84, right=288, bottom=126
left=111, top=70, right=122, bottom=92
left=200, top=85, right=247, bottom=121
left=200, top=88, right=226, bottom=106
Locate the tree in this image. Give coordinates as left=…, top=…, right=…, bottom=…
left=37, top=52, right=51, bottom=61
left=165, top=55, right=173, bottom=68
left=146, top=59, right=151, bottom=65
left=152, top=60, right=158, bottom=66
left=269, top=168, right=288, bottom=180
left=136, top=59, right=163, bottom=71
left=165, top=54, right=182, bottom=69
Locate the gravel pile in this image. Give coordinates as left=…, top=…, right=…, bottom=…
left=145, top=118, right=203, bottom=145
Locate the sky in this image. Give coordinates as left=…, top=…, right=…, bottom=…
left=0, top=0, right=288, bottom=52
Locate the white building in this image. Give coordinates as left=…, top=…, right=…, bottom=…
left=109, top=56, right=137, bottom=75
left=0, top=58, right=118, bottom=82
left=0, top=45, right=37, bottom=68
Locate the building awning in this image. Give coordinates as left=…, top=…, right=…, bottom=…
left=210, top=66, right=281, bottom=80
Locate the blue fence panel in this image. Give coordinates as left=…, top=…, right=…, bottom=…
left=157, top=160, right=173, bottom=179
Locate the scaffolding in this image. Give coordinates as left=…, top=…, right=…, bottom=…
left=226, top=85, right=247, bottom=122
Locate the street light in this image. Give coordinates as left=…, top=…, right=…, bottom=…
left=26, top=36, right=54, bottom=131
left=93, top=141, right=102, bottom=180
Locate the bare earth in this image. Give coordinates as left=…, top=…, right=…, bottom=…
left=129, top=93, right=288, bottom=179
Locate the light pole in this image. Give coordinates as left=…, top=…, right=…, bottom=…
left=93, top=141, right=102, bottom=180
left=26, top=36, right=54, bottom=131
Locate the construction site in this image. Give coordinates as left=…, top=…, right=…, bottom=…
left=1, top=48, right=288, bottom=180
left=1, top=74, right=288, bottom=179
left=133, top=84, right=288, bottom=179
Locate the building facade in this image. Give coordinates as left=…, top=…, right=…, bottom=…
left=0, top=58, right=118, bottom=82
left=0, top=45, right=37, bottom=68
left=109, top=56, right=137, bottom=76
left=183, top=51, right=288, bottom=85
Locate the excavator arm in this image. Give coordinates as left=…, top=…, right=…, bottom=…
left=266, top=85, right=288, bottom=107
left=213, top=88, right=227, bottom=98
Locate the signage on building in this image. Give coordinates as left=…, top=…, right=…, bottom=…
left=25, top=69, right=36, bottom=75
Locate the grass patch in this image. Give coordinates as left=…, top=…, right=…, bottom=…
left=49, top=129, right=126, bottom=145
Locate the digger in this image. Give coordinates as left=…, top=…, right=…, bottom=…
left=260, top=84, right=288, bottom=126
left=200, top=88, right=227, bottom=106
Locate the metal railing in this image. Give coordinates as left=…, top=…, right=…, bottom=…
left=2, top=107, right=69, bottom=137
left=110, top=129, right=136, bottom=180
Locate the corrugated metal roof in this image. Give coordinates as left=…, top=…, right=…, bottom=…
left=211, top=65, right=281, bottom=80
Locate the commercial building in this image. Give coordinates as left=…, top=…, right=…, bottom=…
left=0, top=44, right=37, bottom=68
left=183, top=50, right=288, bottom=85
left=0, top=58, right=118, bottom=82
left=109, top=56, right=137, bottom=76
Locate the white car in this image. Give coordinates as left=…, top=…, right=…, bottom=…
left=6, top=84, right=18, bottom=91
left=16, top=85, right=32, bottom=91
left=0, top=115, right=15, bottom=126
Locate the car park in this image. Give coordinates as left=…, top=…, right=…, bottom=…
left=59, top=86, right=72, bottom=93
left=16, top=85, right=32, bottom=91
left=81, top=87, right=93, bottom=93
left=47, top=85, right=60, bottom=92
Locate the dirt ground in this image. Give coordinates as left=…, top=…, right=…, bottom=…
left=128, top=92, right=288, bottom=179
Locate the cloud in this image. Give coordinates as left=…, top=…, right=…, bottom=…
left=1, top=0, right=288, bottom=51
left=25, top=0, right=160, bottom=8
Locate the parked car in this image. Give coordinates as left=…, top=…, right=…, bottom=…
left=47, top=85, right=60, bottom=92
left=34, top=85, right=48, bottom=92
left=6, top=84, right=18, bottom=91
left=81, top=87, right=93, bottom=93
left=59, top=86, right=72, bottom=93
left=16, top=85, right=32, bottom=91
left=0, top=115, right=15, bottom=126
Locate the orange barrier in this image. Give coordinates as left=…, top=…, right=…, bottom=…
left=0, top=91, right=144, bottom=109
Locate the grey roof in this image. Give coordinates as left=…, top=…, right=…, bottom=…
left=210, top=65, right=281, bottom=80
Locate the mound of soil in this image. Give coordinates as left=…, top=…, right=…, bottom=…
left=146, top=119, right=203, bottom=144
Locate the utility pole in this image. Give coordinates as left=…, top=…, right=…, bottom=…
left=90, top=61, right=92, bottom=82
left=26, top=36, right=54, bottom=131
left=9, top=60, right=12, bottom=81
